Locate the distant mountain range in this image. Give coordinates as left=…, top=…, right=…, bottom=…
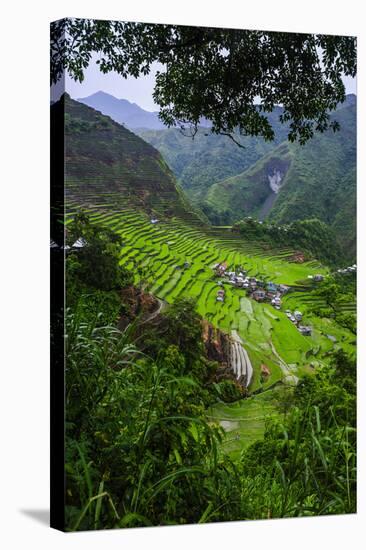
left=77, top=90, right=211, bottom=130
left=77, top=91, right=166, bottom=130
left=72, top=91, right=356, bottom=261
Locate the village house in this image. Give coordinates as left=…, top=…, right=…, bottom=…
left=59, top=237, right=88, bottom=252
left=278, top=284, right=289, bottom=294
left=72, top=237, right=87, bottom=249
left=271, top=296, right=281, bottom=309
left=216, top=288, right=225, bottom=302
left=150, top=218, right=159, bottom=224
left=50, top=239, right=59, bottom=249
left=294, top=310, right=303, bottom=321
left=252, top=290, right=266, bottom=301
left=215, top=262, right=228, bottom=276
left=314, top=274, right=324, bottom=282
left=298, top=325, right=312, bottom=336
left=267, top=282, right=277, bottom=293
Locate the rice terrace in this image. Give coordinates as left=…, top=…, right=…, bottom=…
left=65, top=200, right=355, bottom=452
left=52, top=18, right=357, bottom=531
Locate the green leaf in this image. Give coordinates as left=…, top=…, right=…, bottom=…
left=173, top=448, right=182, bottom=465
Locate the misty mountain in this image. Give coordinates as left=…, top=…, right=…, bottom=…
left=77, top=91, right=166, bottom=130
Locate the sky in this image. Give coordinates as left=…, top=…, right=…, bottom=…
left=60, top=57, right=357, bottom=112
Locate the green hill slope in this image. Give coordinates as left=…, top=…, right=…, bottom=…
left=332, top=168, right=356, bottom=260
left=205, top=141, right=293, bottom=220
left=137, top=107, right=290, bottom=203
left=206, top=102, right=356, bottom=259
left=268, top=102, right=356, bottom=225
left=59, top=94, right=206, bottom=223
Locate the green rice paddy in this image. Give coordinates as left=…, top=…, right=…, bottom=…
left=66, top=202, right=356, bottom=453
left=208, top=389, right=284, bottom=458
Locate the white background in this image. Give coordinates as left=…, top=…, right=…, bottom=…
left=0, top=1, right=364, bottom=548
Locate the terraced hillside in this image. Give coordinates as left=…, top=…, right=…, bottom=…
left=63, top=94, right=355, bottom=456
left=66, top=203, right=355, bottom=395
left=60, top=94, right=206, bottom=224
left=207, top=388, right=283, bottom=458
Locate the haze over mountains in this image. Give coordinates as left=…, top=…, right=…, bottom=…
left=77, top=91, right=166, bottom=130
left=77, top=90, right=212, bottom=130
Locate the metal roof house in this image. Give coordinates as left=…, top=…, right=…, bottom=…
left=298, top=325, right=312, bottom=336
left=267, top=282, right=277, bottom=293
left=252, top=290, right=266, bottom=301
left=72, top=237, right=87, bottom=249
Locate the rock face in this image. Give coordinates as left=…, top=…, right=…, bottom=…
left=268, top=169, right=283, bottom=194
left=201, top=321, right=249, bottom=392
left=118, top=286, right=158, bottom=329
left=202, top=320, right=231, bottom=366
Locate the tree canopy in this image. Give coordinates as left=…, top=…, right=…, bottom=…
left=51, top=19, right=356, bottom=144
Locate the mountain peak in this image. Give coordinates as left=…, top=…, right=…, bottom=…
left=76, top=91, right=165, bottom=129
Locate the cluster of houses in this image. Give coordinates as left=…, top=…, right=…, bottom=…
left=214, top=263, right=265, bottom=291
left=213, top=261, right=313, bottom=335
left=284, top=309, right=312, bottom=335
left=50, top=237, right=87, bottom=251
left=213, top=262, right=290, bottom=310
left=251, top=281, right=290, bottom=310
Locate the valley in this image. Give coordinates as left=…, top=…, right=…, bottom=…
left=66, top=200, right=355, bottom=453
left=54, top=22, right=358, bottom=529
left=62, top=93, right=356, bottom=457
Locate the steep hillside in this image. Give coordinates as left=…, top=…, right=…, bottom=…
left=332, top=168, right=357, bottom=261
left=205, top=141, right=293, bottom=221
left=77, top=91, right=166, bottom=129
left=206, top=101, right=356, bottom=258
left=268, top=102, right=356, bottom=224
left=71, top=206, right=355, bottom=395
left=137, top=107, right=290, bottom=202
left=59, top=94, right=205, bottom=222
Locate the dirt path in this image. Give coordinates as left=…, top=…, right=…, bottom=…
left=140, top=297, right=165, bottom=325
